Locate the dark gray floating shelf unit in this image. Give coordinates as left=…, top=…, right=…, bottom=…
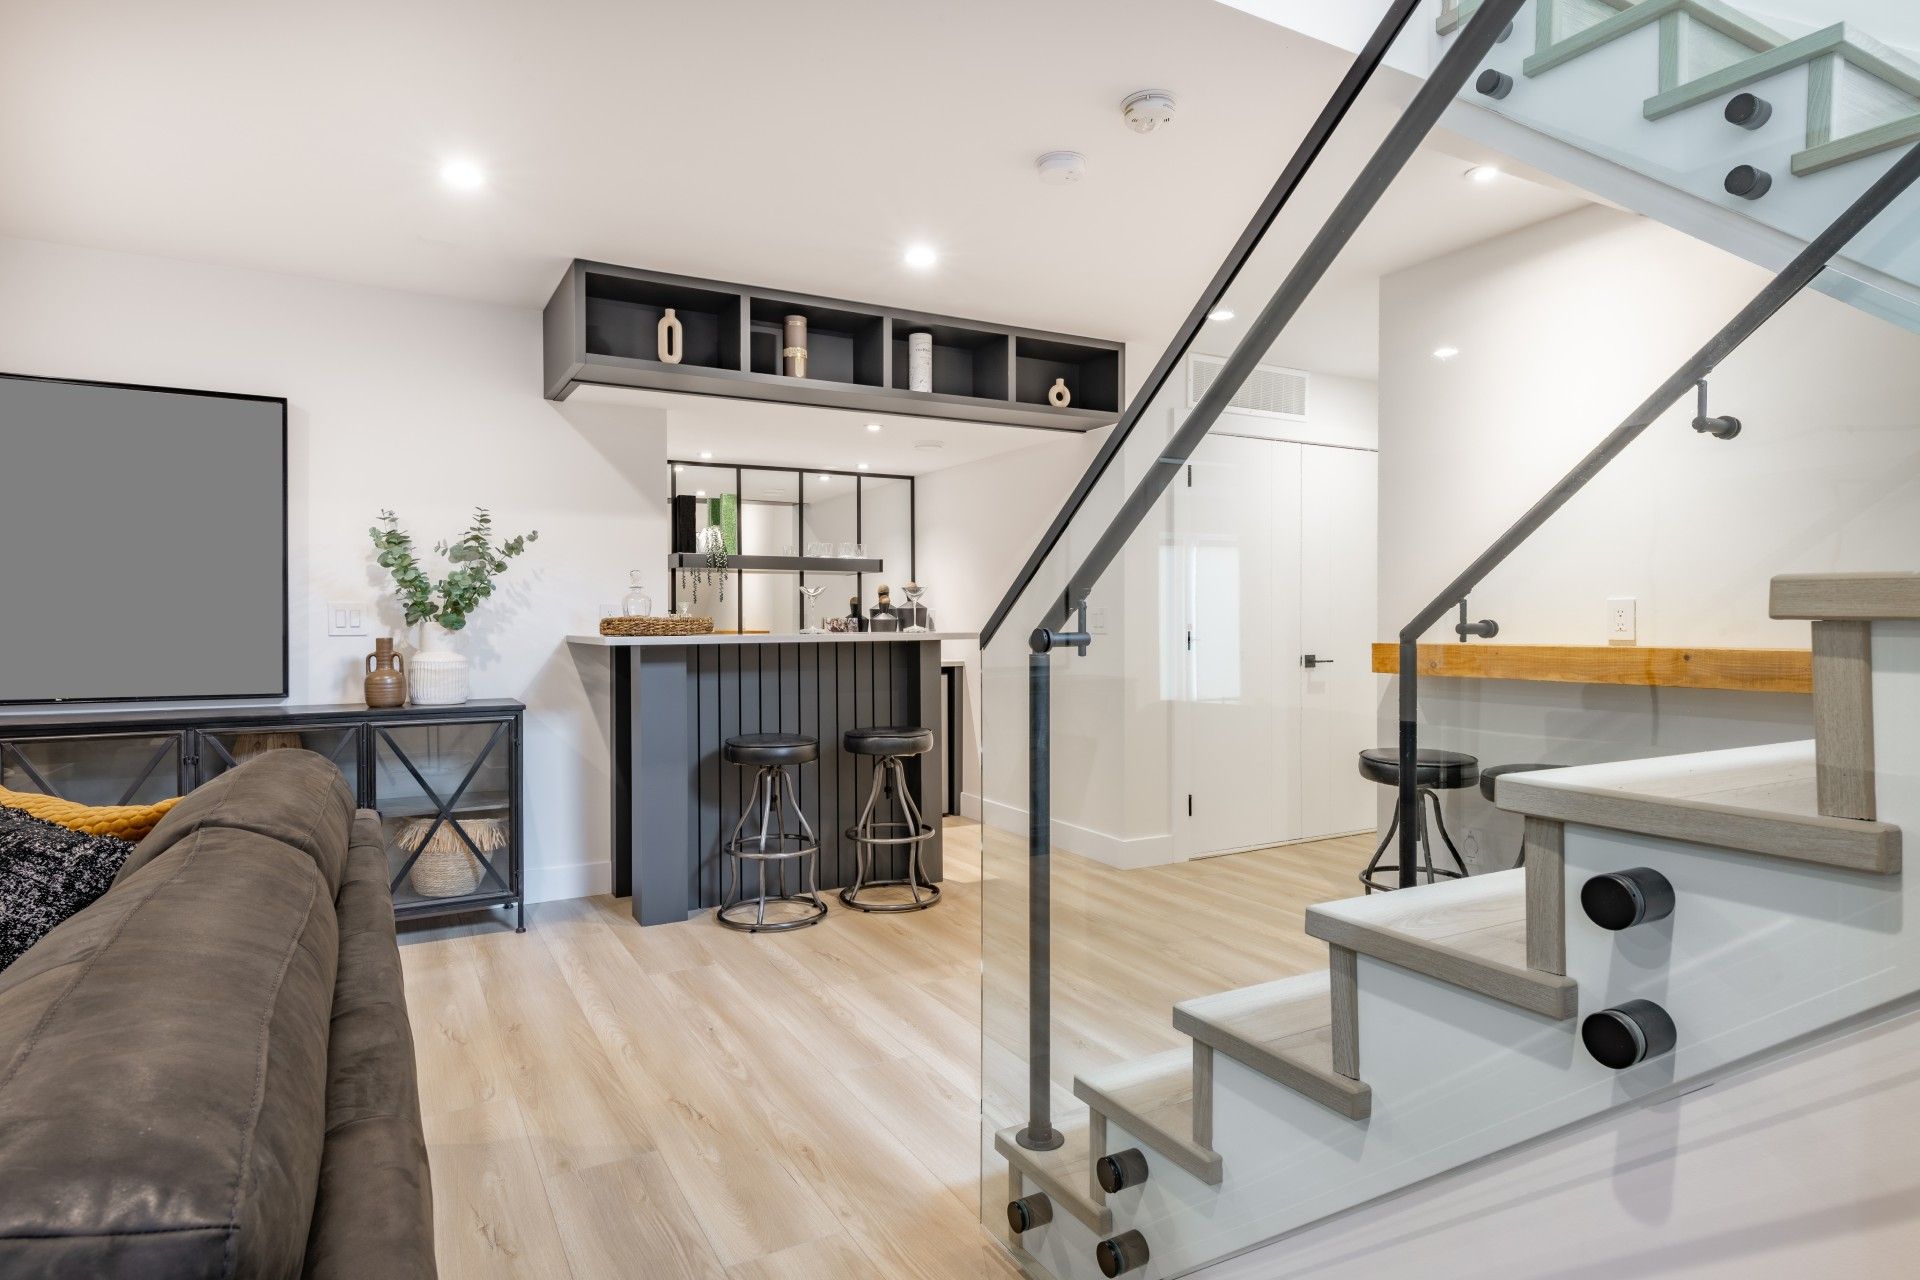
left=542, top=260, right=1125, bottom=433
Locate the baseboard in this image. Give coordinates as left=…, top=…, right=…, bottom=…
left=960, top=789, right=984, bottom=822
left=979, top=796, right=1176, bottom=870
left=525, top=858, right=613, bottom=904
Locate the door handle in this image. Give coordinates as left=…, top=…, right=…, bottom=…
left=1302, top=654, right=1335, bottom=668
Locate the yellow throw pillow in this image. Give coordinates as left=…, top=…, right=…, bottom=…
left=0, top=786, right=180, bottom=843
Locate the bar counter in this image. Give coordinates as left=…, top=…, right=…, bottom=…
left=569, top=631, right=973, bottom=924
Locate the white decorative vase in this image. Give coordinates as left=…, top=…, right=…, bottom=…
left=908, top=331, right=933, bottom=393
left=409, top=630, right=470, bottom=706
left=657, top=307, right=683, bottom=364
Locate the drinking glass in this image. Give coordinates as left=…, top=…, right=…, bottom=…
left=836, top=541, right=857, bottom=559
left=901, top=581, right=928, bottom=632
left=799, top=584, right=827, bottom=633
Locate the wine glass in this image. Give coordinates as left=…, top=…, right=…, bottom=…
left=799, top=584, right=827, bottom=633
left=901, top=581, right=928, bottom=632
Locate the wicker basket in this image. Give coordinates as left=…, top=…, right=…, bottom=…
left=599, top=615, right=715, bottom=637
left=398, top=814, right=508, bottom=898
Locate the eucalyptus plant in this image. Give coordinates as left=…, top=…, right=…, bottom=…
left=370, top=508, right=538, bottom=633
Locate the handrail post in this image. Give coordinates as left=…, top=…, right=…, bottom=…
left=1016, top=608, right=1091, bottom=1152
left=1397, top=639, right=1419, bottom=889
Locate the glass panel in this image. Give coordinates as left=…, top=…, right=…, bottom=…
left=858, top=474, right=914, bottom=618
left=740, top=469, right=800, bottom=634
left=373, top=721, right=513, bottom=910
left=802, top=471, right=863, bottom=630
left=672, top=464, right=740, bottom=624
left=199, top=725, right=359, bottom=797
left=0, top=733, right=180, bottom=805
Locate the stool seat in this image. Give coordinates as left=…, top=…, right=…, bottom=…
left=1358, top=748, right=1479, bottom=789
left=1479, top=762, right=1562, bottom=803
left=844, top=725, right=934, bottom=757
left=725, top=734, right=819, bottom=767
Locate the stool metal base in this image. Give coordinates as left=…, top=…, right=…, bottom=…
left=842, top=753, right=940, bottom=913
left=717, top=763, right=827, bottom=933
left=1360, top=784, right=1470, bottom=894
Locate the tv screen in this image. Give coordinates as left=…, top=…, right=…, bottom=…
left=0, top=374, right=287, bottom=704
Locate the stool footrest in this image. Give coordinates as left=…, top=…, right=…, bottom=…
left=843, top=820, right=935, bottom=848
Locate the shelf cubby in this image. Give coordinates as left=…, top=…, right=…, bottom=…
left=581, top=271, right=741, bottom=371
left=1014, top=336, right=1122, bottom=414
left=545, top=259, right=1124, bottom=432
left=747, top=297, right=887, bottom=387
left=888, top=319, right=1011, bottom=401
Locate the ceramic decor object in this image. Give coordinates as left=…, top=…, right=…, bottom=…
left=657, top=308, right=684, bottom=364
left=783, top=314, right=808, bottom=378
left=908, top=331, right=933, bottom=393
left=1048, top=377, right=1072, bottom=407
left=409, top=633, right=470, bottom=706
left=364, top=637, right=406, bottom=708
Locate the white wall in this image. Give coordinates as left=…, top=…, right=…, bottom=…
left=1379, top=205, right=1920, bottom=869
left=0, top=235, right=667, bottom=903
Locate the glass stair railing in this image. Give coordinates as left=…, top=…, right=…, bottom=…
left=976, top=1, right=1920, bottom=1277
left=1436, top=0, right=1920, bottom=329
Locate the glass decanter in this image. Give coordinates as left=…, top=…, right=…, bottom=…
left=621, top=571, right=653, bottom=617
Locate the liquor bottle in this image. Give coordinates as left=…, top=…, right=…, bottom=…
left=847, top=596, right=868, bottom=633
left=869, top=585, right=899, bottom=632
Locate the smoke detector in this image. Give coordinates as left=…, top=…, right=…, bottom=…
left=1121, top=89, right=1176, bottom=134
left=1035, top=150, right=1087, bottom=185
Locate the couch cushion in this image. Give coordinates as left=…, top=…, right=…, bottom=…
left=0, top=824, right=339, bottom=1278
left=117, top=748, right=354, bottom=895
left=0, top=807, right=132, bottom=972
left=304, top=813, right=436, bottom=1280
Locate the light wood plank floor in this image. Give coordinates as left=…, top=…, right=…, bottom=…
left=398, top=822, right=1373, bottom=1278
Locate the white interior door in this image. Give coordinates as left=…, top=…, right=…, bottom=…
left=1298, top=445, right=1379, bottom=839
left=1171, top=436, right=1301, bottom=858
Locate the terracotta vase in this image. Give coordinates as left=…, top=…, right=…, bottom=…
left=364, top=637, right=407, bottom=708
left=657, top=308, right=684, bottom=364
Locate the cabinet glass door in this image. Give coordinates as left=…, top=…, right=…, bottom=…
left=197, top=726, right=361, bottom=799
left=371, top=721, right=515, bottom=911
left=0, top=733, right=184, bottom=806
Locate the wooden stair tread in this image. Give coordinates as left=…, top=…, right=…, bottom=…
left=1307, top=872, right=1578, bottom=1020
left=1495, top=742, right=1900, bottom=874
left=1173, top=971, right=1372, bottom=1121
left=994, top=1123, right=1112, bottom=1235
left=1075, top=1048, right=1222, bottom=1185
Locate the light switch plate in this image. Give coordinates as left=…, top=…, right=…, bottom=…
left=1606, top=596, right=1636, bottom=645
left=328, top=601, right=371, bottom=637
left=1086, top=606, right=1111, bottom=635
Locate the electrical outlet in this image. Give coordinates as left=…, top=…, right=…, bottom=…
left=1606, top=596, right=1637, bottom=645
left=328, top=601, right=371, bottom=637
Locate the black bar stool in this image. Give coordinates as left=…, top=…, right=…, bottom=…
left=1357, top=747, right=1479, bottom=894
left=717, top=733, right=826, bottom=933
left=841, top=725, right=939, bottom=913
left=1480, top=762, right=1564, bottom=867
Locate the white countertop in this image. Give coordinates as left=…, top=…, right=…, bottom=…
left=568, top=631, right=977, bottom=647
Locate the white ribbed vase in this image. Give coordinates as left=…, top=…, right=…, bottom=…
left=409, top=630, right=470, bottom=706
left=908, top=331, right=933, bottom=393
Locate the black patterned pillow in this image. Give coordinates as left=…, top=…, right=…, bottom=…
left=0, top=803, right=134, bottom=971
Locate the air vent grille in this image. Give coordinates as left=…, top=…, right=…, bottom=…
left=1187, top=354, right=1308, bottom=420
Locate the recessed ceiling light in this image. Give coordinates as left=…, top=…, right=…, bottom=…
left=698, top=450, right=713, bottom=460
left=1207, top=308, right=1235, bottom=323
left=438, top=157, right=486, bottom=192
left=903, top=244, right=938, bottom=270
left=1432, top=345, right=1461, bottom=361
left=817, top=474, right=830, bottom=482
left=865, top=422, right=882, bottom=433
left=674, top=464, right=685, bottom=473
left=694, top=489, right=706, bottom=498
left=914, top=439, right=946, bottom=453
left=1466, top=165, right=1501, bottom=185
left=857, top=462, right=870, bottom=471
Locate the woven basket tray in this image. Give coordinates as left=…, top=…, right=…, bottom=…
left=600, top=615, right=715, bottom=637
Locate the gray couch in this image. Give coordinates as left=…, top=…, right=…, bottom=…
left=0, top=750, right=436, bottom=1278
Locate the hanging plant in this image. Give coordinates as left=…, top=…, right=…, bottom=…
left=699, top=526, right=729, bottom=604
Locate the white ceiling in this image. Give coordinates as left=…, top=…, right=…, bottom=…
left=1, top=0, right=1591, bottom=467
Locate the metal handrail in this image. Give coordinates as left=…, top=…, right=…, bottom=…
left=1392, top=140, right=1920, bottom=888
left=978, top=0, right=1435, bottom=650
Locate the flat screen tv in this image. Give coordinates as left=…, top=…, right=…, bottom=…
left=0, top=373, right=288, bottom=705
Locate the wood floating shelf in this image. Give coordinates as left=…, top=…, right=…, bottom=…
left=667, top=553, right=882, bottom=574
left=543, top=260, right=1125, bottom=432
left=1370, top=643, right=1813, bottom=694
